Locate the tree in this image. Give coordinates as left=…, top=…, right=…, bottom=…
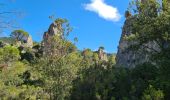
left=0, top=61, right=44, bottom=99
left=32, top=18, right=80, bottom=99
left=10, top=30, right=29, bottom=42
left=0, top=45, right=44, bottom=99
left=33, top=52, right=80, bottom=100
left=128, top=0, right=170, bottom=98
left=54, top=18, right=73, bottom=39
left=43, top=18, right=75, bottom=57
left=99, top=46, right=105, bottom=50
left=108, top=54, right=116, bottom=66
left=142, top=85, right=164, bottom=100
left=0, top=45, right=20, bottom=65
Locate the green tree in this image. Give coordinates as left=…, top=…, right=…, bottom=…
left=54, top=18, right=73, bottom=38
left=34, top=52, right=80, bottom=100
left=0, top=44, right=45, bottom=99
left=10, top=30, right=29, bottom=42
left=0, top=45, right=20, bottom=65
left=128, top=0, right=170, bottom=98
left=142, top=85, right=164, bottom=100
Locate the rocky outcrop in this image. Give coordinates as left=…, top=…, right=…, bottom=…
left=42, top=21, right=62, bottom=56
left=116, top=17, right=138, bottom=68
left=17, top=35, right=33, bottom=48
left=43, top=22, right=62, bottom=41
left=115, top=0, right=161, bottom=68
left=0, top=36, right=33, bottom=48
left=25, top=36, right=33, bottom=48
left=116, top=15, right=160, bottom=68
left=97, top=48, right=108, bottom=61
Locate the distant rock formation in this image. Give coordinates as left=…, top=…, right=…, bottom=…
left=0, top=36, right=33, bottom=48
left=24, top=36, right=33, bottom=48
left=42, top=21, right=62, bottom=56
left=97, top=48, right=108, bottom=61
left=43, top=22, right=62, bottom=41
left=16, top=35, right=33, bottom=48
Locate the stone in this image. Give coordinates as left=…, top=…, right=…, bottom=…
left=116, top=16, right=159, bottom=68
left=25, top=36, right=33, bottom=48
left=43, top=22, right=62, bottom=41
left=42, top=21, right=62, bottom=56
left=97, top=48, right=108, bottom=61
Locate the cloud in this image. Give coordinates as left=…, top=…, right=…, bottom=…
left=84, top=0, right=121, bottom=22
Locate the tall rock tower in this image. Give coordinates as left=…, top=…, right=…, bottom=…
left=43, top=22, right=62, bottom=41
left=42, top=20, right=62, bottom=56
left=98, top=48, right=108, bottom=61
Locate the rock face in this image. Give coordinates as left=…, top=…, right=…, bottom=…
left=116, top=17, right=139, bottom=68
left=25, top=36, right=33, bottom=48
left=116, top=16, right=160, bottom=68
left=19, top=35, right=33, bottom=48
left=43, top=22, right=62, bottom=41
left=115, top=0, right=161, bottom=68
left=42, top=22, right=62, bottom=55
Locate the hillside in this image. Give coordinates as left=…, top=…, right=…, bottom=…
left=0, top=37, right=15, bottom=44
left=0, top=0, right=170, bottom=100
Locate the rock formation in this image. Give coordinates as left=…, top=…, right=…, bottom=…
left=42, top=21, right=62, bottom=56
left=43, top=22, right=62, bottom=41
left=0, top=36, right=33, bottom=48
left=116, top=1, right=160, bottom=68
left=16, top=35, right=33, bottom=48
left=24, top=36, right=33, bottom=48
left=116, top=17, right=143, bottom=68
left=97, top=48, right=108, bottom=61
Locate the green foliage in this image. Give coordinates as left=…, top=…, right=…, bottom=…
left=99, top=46, right=105, bottom=50
left=128, top=0, right=170, bottom=99
left=55, top=18, right=73, bottom=38
left=125, top=10, right=132, bottom=18
left=10, top=30, right=29, bottom=42
left=0, top=45, right=20, bottom=64
left=142, top=85, right=164, bottom=100
left=0, top=61, right=44, bottom=99
left=20, top=47, right=36, bottom=63
left=1, top=3, right=170, bottom=99
left=33, top=52, right=80, bottom=100
left=71, top=65, right=117, bottom=100
left=44, top=36, right=77, bottom=58
left=108, top=54, right=116, bottom=66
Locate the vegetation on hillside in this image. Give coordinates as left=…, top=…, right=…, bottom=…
left=0, top=0, right=169, bottom=100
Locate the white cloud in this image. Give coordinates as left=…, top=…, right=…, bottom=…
left=84, top=0, right=121, bottom=22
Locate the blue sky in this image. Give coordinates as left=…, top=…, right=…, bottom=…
left=2, top=0, right=130, bottom=53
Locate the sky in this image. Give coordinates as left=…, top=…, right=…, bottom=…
left=1, top=0, right=130, bottom=53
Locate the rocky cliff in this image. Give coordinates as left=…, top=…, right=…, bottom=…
left=116, top=16, right=159, bottom=68
left=115, top=0, right=162, bottom=68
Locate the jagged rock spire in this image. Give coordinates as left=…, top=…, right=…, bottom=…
left=43, top=22, right=62, bottom=40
